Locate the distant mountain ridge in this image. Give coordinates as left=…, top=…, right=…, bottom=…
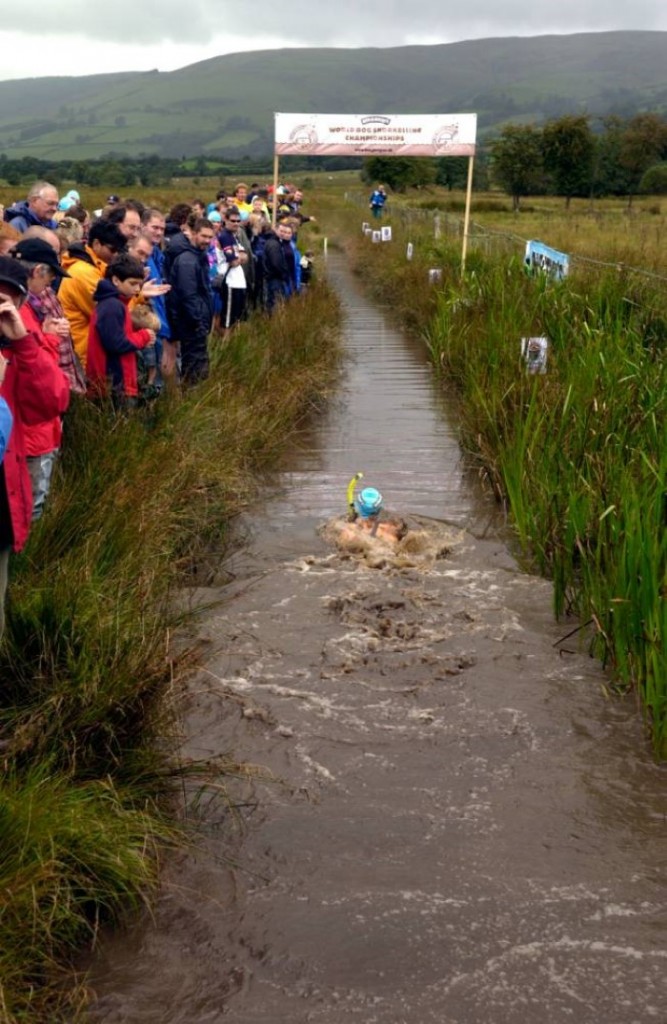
left=0, top=31, right=665, bottom=161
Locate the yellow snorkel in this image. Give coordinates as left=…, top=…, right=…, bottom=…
left=347, top=472, right=363, bottom=520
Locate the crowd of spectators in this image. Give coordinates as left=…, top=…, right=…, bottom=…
left=0, top=178, right=317, bottom=635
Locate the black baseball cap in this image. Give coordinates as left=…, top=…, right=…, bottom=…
left=0, top=255, right=30, bottom=296
left=13, top=238, right=70, bottom=278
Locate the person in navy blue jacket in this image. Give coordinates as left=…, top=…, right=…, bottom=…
left=164, top=217, right=215, bottom=383
left=87, top=255, right=155, bottom=407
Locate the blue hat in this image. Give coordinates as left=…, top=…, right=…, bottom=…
left=58, top=197, right=75, bottom=211
left=209, top=210, right=222, bottom=222
left=355, top=487, right=383, bottom=518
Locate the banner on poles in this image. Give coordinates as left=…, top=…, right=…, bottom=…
left=274, top=113, right=477, bottom=157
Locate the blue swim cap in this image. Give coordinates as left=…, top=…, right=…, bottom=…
left=355, top=487, right=383, bottom=518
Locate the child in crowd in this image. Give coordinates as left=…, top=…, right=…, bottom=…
left=87, top=254, right=156, bottom=408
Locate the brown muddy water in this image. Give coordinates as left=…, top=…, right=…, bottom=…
left=90, top=258, right=666, bottom=1024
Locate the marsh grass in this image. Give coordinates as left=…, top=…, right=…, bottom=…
left=337, top=203, right=667, bottom=757
left=0, top=279, right=341, bottom=1021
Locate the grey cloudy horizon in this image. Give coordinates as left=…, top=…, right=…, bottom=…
left=0, top=0, right=666, bottom=80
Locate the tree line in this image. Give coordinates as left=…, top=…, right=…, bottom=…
left=0, top=153, right=362, bottom=189
left=2, top=112, right=666, bottom=206
left=362, top=113, right=667, bottom=207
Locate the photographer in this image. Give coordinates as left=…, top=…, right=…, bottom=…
left=0, top=256, right=70, bottom=639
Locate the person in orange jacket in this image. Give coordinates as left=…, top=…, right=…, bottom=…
left=58, top=219, right=126, bottom=367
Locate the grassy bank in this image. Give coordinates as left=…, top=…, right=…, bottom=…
left=334, top=202, right=667, bottom=758
left=0, top=280, right=341, bottom=1022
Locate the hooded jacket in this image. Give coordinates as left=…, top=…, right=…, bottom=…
left=59, top=243, right=107, bottom=366
left=19, top=302, right=64, bottom=456
left=0, top=330, right=70, bottom=552
left=3, top=200, right=57, bottom=234
left=87, top=279, right=153, bottom=400
left=164, top=232, right=213, bottom=338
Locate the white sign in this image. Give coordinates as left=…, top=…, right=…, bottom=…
left=406, top=243, right=414, bottom=260
left=372, top=231, right=381, bottom=243
left=275, top=113, right=477, bottom=157
left=362, top=222, right=370, bottom=232
left=428, top=268, right=443, bottom=283
left=521, top=337, right=549, bottom=375
left=381, top=226, right=392, bottom=242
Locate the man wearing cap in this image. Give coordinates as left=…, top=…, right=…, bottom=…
left=0, top=256, right=70, bottom=637
left=58, top=189, right=81, bottom=214
left=3, top=181, right=59, bottom=234
left=13, top=239, right=72, bottom=520
left=59, top=220, right=127, bottom=366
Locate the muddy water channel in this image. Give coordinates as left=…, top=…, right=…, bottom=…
left=91, top=259, right=666, bottom=1024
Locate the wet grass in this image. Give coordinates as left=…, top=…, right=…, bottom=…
left=333, top=203, right=667, bottom=758
left=0, top=279, right=341, bottom=1022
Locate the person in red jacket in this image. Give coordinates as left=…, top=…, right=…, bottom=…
left=13, top=237, right=73, bottom=520
left=0, top=256, right=70, bottom=639
left=87, top=254, right=156, bottom=408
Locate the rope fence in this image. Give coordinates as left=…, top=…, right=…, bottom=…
left=346, top=192, right=667, bottom=287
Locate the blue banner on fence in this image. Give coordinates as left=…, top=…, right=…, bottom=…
left=524, top=240, right=569, bottom=281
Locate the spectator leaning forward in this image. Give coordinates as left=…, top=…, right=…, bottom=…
left=12, top=238, right=73, bottom=520
left=59, top=220, right=127, bottom=367
left=0, top=256, right=70, bottom=639
left=4, top=181, right=59, bottom=234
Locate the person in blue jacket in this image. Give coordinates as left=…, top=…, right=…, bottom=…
left=369, top=185, right=387, bottom=219
left=4, top=182, right=59, bottom=233
left=142, top=207, right=172, bottom=385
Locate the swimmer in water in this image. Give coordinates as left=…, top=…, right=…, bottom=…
left=342, top=478, right=408, bottom=545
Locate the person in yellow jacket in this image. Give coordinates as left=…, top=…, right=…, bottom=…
left=59, top=221, right=126, bottom=366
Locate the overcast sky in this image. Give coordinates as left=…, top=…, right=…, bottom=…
left=0, top=0, right=666, bottom=81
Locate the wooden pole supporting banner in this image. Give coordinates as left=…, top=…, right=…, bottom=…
left=461, top=155, right=475, bottom=276
left=272, top=152, right=280, bottom=228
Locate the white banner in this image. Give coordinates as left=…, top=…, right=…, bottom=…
left=274, top=113, right=477, bottom=157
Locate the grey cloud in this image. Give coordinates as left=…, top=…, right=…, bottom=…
left=8, top=0, right=667, bottom=46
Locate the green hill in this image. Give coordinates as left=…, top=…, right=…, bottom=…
left=0, top=31, right=665, bottom=160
